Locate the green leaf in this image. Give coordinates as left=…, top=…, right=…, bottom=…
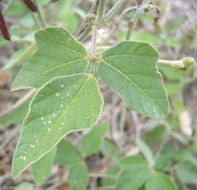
left=101, top=165, right=120, bottom=188
left=146, top=172, right=177, bottom=190
left=154, top=154, right=171, bottom=171
left=11, top=27, right=90, bottom=90
left=12, top=74, right=103, bottom=177
left=55, top=139, right=81, bottom=166
left=1, top=99, right=31, bottom=126
left=136, top=139, right=154, bottom=166
left=67, top=162, right=88, bottom=190
left=174, top=161, right=197, bottom=184
left=80, top=123, right=109, bottom=157
left=100, top=139, right=120, bottom=161
left=115, top=155, right=151, bottom=190
left=15, top=182, right=33, bottom=190
left=32, top=148, right=56, bottom=184
left=98, top=41, right=169, bottom=118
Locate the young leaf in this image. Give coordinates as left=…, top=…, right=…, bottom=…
left=32, top=148, right=56, bottom=184
left=55, top=139, right=81, bottom=166
left=15, top=182, right=33, bottom=190
left=98, top=41, right=169, bottom=118
left=136, top=139, right=154, bottom=166
left=11, top=27, right=90, bottom=90
left=115, top=155, right=151, bottom=190
left=146, top=172, right=177, bottom=190
left=174, top=160, right=197, bottom=184
left=67, top=162, right=88, bottom=190
left=80, top=123, right=109, bottom=157
left=12, top=74, right=103, bottom=177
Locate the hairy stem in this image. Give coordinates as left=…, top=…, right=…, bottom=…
left=96, top=0, right=106, bottom=25
left=102, top=0, right=126, bottom=22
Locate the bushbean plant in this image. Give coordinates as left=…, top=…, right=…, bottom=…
left=0, top=0, right=196, bottom=190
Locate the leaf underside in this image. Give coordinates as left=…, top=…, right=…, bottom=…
left=12, top=74, right=103, bottom=177
left=11, top=27, right=90, bottom=90
left=98, top=41, right=169, bottom=118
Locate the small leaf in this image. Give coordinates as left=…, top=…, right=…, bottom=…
left=174, top=160, right=197, bottom=184
left=146, top=172, right=177, bottom=190
left=32, top=148, right=56, bottom=184
left=15, top=182, right=33, bottom=190
left=80, top=123, right=109, bottom=157
left=12, top=74, right=103, bottom=177
left=98, top=41, right=169, bottom=118
left=115, top=155, right=151, bottom=190
left=67, top=162, right=88, bottom=190
left=136, top=139, right=154, bottom=166
left=55, top=139, right=81, bottom=166
left=100, top=139, right=120, bottom=161
left=11, top=27, right=90, bottom=90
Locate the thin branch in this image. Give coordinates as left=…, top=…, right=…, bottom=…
left=0, top=89, right=36, bottom=120
left=90, top=25, right=97, bottom=74
left=102, top=0, right=127, bottom=22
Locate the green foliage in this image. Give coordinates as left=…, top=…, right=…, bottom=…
left=55, top=139, right=81, bottom=166
left=32, top=148, right=56, bottom=184
left=12, top=74, right=103, bottom=177
left=67, top=162, right=88, bottom=190
left=80, top=123, right=109, bottom=157
left=146, top=172, right=177, bottom=190
left=116, top=155, right=151, bottom=190
left=98, top=41, right=169, bottom=118
left=15, top=182, right=33, bottom=190
left=11, top=27, right=90, bottom=90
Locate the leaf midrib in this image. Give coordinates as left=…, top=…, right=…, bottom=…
left=101, top=59, right=163, bottom=114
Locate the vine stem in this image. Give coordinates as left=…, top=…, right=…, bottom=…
left=158, top=57, right=195, bottom=69
left=96, top=0, right=105, bottom=25
left=102, top=0, right=126, bottom=22
left=90, top=25, right=97, bottom=74
left=89, top=173, right=116, bottom=179
left=119, top=103, right=126, bottom=155
left=34, top=0, right=47, bottom=28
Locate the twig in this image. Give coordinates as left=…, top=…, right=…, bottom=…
left=90, top=25, right=97, bottom=74
left=102, top=0, right=127, bottom=22
left=131, top=111, right=142, bottom=140
left=34, top=0, right=47, bottom=27
left=0, top=89, right=36, bottom=120
left=96, top=0, right=106, bottom=25
left=158, top=57, right=195, bottom=69
left=89, top=173, right=116, bottom=179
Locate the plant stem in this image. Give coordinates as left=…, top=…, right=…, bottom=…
left=89, top=173, right=116, bottom=179
left=96, top=0, right=105, bottom=25
left=30, top=11, right=41, bottom=29
left=102, top=0, right=126, bottom=22
left=0, top=89, right=36, bottom=120
left=90, top=25, right=97, bottom=74
left=34, top=0, right=47, bottom=28
left=0, top=43, right=37, bottom=74
left=119, top=103, right=126, bottom=155
left=158, top=57, right=195, bottom=69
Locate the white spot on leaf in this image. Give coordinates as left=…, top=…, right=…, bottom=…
left=67, top=93, right=70, bottom=96
left=61, top=84, right=64, bottom=88
left=30, top=144, right=35, bottom=148
left=56, top=93, right=59, bottom=96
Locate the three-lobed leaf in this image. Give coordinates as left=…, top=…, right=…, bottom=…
left=12, top=74, right=103, bottom=177
left=98, top=41, right=169, bottom=118
left=11, top=27, right=90, bottom=90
